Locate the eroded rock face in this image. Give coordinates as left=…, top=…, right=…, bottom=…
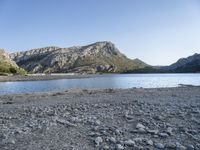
left=0, top=49, right=18, bottom=68
left=10, top=42, right=147, bottom=73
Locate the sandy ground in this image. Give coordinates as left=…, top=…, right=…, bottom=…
left=0, top=87, right=200, bottom=150
left=0, top=74, right=93, bottom=82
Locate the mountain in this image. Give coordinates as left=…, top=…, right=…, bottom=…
left=161, top=53, right=200, bottom=73
left=0, top=49, right=26, bottom=75
left=10, top=41, right=148, bottom=74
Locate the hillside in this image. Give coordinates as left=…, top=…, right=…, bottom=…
left=10, top=42, right=148, bottom=74
left=0, top=49, right=26, bottom=75
left=161, top=53, right=200, bottom=73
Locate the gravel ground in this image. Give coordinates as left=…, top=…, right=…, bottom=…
left=0, top=87, right=200, bottom=150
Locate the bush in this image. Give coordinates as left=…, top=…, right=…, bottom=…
left=9, top=67, right=17, bottom=74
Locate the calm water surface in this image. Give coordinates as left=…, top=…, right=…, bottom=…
left=0, top=74, right=200, bottom=95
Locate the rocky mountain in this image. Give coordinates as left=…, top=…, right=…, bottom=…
left=10, top=42, right=148, bottom=74
left=0, top=49, right=26, bottom=74
left=161, top=53, right=200, bottom=73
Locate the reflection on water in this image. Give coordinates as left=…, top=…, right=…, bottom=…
left=0, top=74, right=200, bottom=95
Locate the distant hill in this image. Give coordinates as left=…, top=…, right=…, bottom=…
left=10, top=41, right=149, bottom=74
left=0, top=49, right=26, bottom=75
left=161, top=53, right=200, bottom=73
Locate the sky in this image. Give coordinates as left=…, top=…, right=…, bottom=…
left=0, top=0, right=200, bottom=66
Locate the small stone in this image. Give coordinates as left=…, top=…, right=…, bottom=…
left=166, top=127, right=173, bottom=135
left=123, top=139, right=135, bottom=146
left=147, top=129, right=159, bottom=135
left=138, top=127, right=146, bottom=133
left=95, top=137, right=103, bottom=146
left=153, top=115, right=163, bottom=120
left=103, top=145, right=109, bottom=149
left=154, top=143, right=165, bottom=149
left=115, top=129, right=121, bottom=135
left=109, top=137, right=116, bottom=143
left=146, top=140, right=153, bottom=146
left=165, top=143, right=176, bottom=149
left=3, top=138, right=15, bottom=145
left=136, top=123, right=145, bottom=129
left=133, top=137, right=143, bottom=143
left=176, top=142, right=186, bottom=150
left=159, top=132, right=169, bottom=138
left=116, top=144, right=124, bottom=150
left=95, top=120, right=101, bottom=125
left=56, top=118, right=76, bottom=127
left=187, top=144, right=194, bottom=150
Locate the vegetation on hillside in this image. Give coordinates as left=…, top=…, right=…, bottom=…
left=0, top=61, right=26, bottom=75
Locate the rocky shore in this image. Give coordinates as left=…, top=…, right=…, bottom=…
left=0, top=74, right=92, bottom=82
left=0, top=87, right=200, bottom=150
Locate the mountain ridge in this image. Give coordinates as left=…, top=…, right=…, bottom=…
left=10, top=41, right=148, bottom=74
left=4, top=41, right=200, bottom=74
left=161, top=53, right=200, bottom=73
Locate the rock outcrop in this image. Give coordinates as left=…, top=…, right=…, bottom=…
left=0, top=49, right=26, bottom=74
left=10, top=42, right=148, bottom=73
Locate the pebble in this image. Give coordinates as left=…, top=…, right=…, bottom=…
left=123, top=139, right=135, bottom=146
left=154, top=143, right=165, bottom=149
left=136, top=123, right=146, bottom=129
left=159, top=132, right=169, bottom=138
left=55, top=118, right=76, bottom=127
left=166, top=127, right=173, bottom=135
left=103, top=145, right=109, bottom=149
left=165, top=143, right=176, bottom=149
left=146, top=140, right=153, bottom=146
left=116, top=144, right=124, bottom=150
left=95, top=137, right=103, bottom=146
left=187, top=144, right=194, bottom=150
left=176, top=142, right=186, bottom=150
left=133, top=137, right=143, bottom=143
left=147, top=129, right=159, bottom=135
left=138, top=127, right=146, bottom=133
left=109, top=137, right=116, bottom=143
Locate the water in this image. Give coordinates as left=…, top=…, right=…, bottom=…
left=0, top=74, right=200, bottom=95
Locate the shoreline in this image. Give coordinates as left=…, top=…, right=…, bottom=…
left=1, top=73, right=200, bottom=82
left=0, top=74, right=94, bottom=82
left=0, top=87, right=200, bottom=149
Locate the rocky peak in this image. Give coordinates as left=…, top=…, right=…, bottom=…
left=10, top=41, right=148, bottom=73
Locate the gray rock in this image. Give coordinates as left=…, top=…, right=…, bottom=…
left=55, top=118, right=76, bottom=127
left=176, top=142, right=186, bottom=150
left=136, top=123, right=146, bottom=129
left=159, top=132, right=169, bottom=138
left=116, top=144, right=124, bottom=150
left=123, top=139, right=135, bottom=146
left=154, top=143, right=165, bottom=149
left=165, top=143, right=176, bottom=149
left=103, top=145, right=110, bottom=149
left=166, top=127, right=173, bottom=135
left=146, top=140, right=153, bottom=146
left=147, top=129, right=159, bottom=134
left=95, top=137, right=103, bottom=146
left=109, top=137, right=116, bottom=143
left=187, top=144, right=194, bottom=150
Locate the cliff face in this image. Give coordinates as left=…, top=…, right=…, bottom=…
left=0, top=49, right=26, bottom=74
left=162, top=53, right=200, bottom=73
left=10, top=42, right=148, bottom=73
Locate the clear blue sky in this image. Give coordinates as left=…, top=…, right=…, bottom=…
left=0, top=0, right=200, bottom=65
